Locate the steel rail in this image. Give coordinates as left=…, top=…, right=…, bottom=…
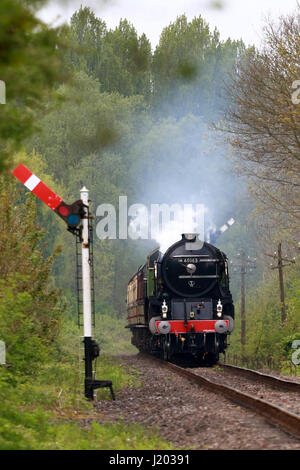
left=157, top=359, right=300, bottom=440
left=219, top=363, right=300, bottom=392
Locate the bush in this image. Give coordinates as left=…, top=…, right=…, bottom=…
left=228, top=266, right=300, bottom=372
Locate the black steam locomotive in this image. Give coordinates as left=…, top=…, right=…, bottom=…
left=126, top=234, right=234, bottom=365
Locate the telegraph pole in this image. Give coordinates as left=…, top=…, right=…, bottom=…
left=266, top=242, right=296, bottom=325
left=278, top=243, right=286, bottom=324
left=240, top=252, right=246, bottom=352
left=230, top=251, right=256, bottom=358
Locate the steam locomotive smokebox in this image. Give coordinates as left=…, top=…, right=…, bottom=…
left=161, top=239, right=222, bottom=298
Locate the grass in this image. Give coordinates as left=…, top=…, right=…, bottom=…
left=92, top=354, right=143, bottom=400
left=0, top=407, right=174, bottom=450
left=0, top=309, right=174, bottom=450
left=0, top=401, right=174, bottom=450
left=95, top=313, right=137, bottom=356
left=0, top=350, right=174, bottom=450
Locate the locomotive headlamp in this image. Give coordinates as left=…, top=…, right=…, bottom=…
left=154, top=261, right=158, bottom=279
left=162, top=300, right=168, bottom=318
left=190, top=311, right=195, bottom=319
left=186, top=263, right=196, bottom=275
left=217, top=299, right=223, bottom=318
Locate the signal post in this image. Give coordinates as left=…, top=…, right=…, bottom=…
left=80, top=186, right=94, bottom=397
left=12, top=164, right=114, bottom=400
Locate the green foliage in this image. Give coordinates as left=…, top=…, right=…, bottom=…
left=152, top=14, right=244, bottom=118
left=29, top=71, right=145, bottom=187
left=281, top=333, right=300, bottom=359
left=0, top=316, right=167, bottom=450
left=0, top=395, right=173, bottom=450
left=66, top=7, right=152, bottom=99
left=0, top=305, right=168, bottom=449
left=2, top=2, right=300, bottom=451
left=20, top=7, right=252, bottom=325
left=94, top=355, right=142, bottom=401
left=0, top=363, right=172, bottom=450
left=95, top=313, right=137, bottom=355
left=0, top=5, right=256, bottom=449
left=0, top=281, right=52, bottom=375
left=0, top=178, right=62, bottom=374
left=27, top=71, right=149, bottom=312
left=0, top=0, right=67, bottom=170
left=0, top=377, right=52, bottom=450
left=228, top=264, right=300, bottom=372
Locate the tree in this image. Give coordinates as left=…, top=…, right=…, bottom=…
left=221, top=8, right=300, bottom=242
left=152, top=14, right=244, bottom=119
left=100, top=19, right=152, bottom=98
left=0, top=0, right=67, bottom=170
left=67, top=8, right=152, bottom=98
left=67, top=6, right=107, bottom=76
left=27, top=71, right=148, bottom=314
left=29, top=71, right=145, bottom=186
left=0, top=177, right=62, bottom=373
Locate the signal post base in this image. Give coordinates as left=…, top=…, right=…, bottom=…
left=83, top=337, right=115, bottom=401
left=85, top=378, right=115, bottom=401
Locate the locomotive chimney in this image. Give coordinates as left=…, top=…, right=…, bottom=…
left=182, top=233, right=198, bottom=241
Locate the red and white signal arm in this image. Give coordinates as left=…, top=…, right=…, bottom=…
left=12, top=163, right=83, bottom=227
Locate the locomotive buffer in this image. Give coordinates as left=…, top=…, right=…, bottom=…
left=12, top=164, right=115, bottom=401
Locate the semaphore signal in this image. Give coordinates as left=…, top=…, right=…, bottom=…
left=12, top=164, right=84, bottom=228
left=12, top=163, right=115, bottom=401
left=206, top=217, right=235, bottom=244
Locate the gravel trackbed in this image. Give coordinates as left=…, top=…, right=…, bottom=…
left=95, top=354, right=300, bottom=450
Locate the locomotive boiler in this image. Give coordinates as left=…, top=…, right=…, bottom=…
left=126, top=234, right=234, bottom=365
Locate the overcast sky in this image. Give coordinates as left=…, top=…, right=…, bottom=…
left=38, top=0, right=299, bottom=48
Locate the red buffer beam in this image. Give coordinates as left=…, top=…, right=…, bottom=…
left=12, top=164, right=83, bottom=227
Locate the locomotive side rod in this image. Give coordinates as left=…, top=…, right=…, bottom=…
left=155, top=359, right=300, bottom=439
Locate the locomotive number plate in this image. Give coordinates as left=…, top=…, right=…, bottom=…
left=172, top=256, right=218, bottom=263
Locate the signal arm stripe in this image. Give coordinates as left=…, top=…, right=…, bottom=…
left=220, top=225, right=228, bottom=233
left=24, top=174, right=40, bottom=191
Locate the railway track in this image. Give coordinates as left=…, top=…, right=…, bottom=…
left=156, top=358, right=300, bottom=440
left=219, top=363, right=300, bottom=392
